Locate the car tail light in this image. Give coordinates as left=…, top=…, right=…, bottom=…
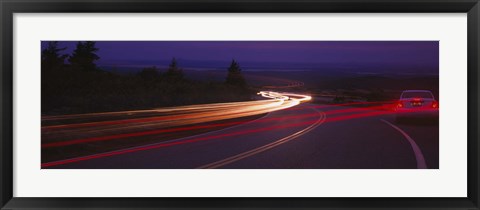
left=396, top=101, right=403, bottom=108
left=432, top=101, right=439, bottom=108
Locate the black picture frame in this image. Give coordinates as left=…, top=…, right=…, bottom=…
left=1, top=0, right=479, bottom=209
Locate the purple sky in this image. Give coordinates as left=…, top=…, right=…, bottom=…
left=41, top=41, right=439, bottom=74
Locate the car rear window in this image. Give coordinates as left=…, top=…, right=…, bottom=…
left=401, top=92, right=434, bottom=99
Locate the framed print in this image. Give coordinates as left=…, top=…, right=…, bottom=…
left=1, top=0, right=479, bottom=209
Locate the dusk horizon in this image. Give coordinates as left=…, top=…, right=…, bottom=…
left=41, top=41, right=439, bottom=75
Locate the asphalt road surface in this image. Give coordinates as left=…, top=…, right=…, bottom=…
left=43, top=100, right=439, bottom=169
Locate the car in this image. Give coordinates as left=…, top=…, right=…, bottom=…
left=395, top=90, right=439, bottom=122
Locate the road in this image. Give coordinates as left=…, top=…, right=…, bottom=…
left=42, top=92, right=438, bottom=169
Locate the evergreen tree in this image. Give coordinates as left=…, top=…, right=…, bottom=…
left=68, top=41, right=100, bottom=71
left=41, top=41, right=68, bottom=71
left=225, top=59, right=246, bottom=88
left=165, top=57, right=184, bottom=81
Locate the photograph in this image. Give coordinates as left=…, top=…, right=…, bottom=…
left=3, top=0, right=478, bottom=208
left=40, top=41, right=439, bottom=169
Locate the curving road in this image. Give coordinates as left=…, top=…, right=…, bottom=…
left=42, top=92, right=438, bottom=169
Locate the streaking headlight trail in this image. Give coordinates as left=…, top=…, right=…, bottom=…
left=42, top=91, right=312, bottom=142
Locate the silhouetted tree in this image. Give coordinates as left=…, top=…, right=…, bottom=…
left=68, top=41, right=100, bottom=71
left=41, top=41, right=68, bottom=71
left=165, top=58, right=184, bottom=81
left=225, top=59, right=246, bottom=88
left=138, top=66, right=160, bottom=80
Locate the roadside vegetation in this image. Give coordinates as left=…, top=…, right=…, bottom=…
left=41, top=41, right=252, bottom=115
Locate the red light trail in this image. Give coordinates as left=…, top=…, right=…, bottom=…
left=41, top=91, right=433, bottom=168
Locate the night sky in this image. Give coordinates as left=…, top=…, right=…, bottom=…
left=41, top=41, right=439, bottom=74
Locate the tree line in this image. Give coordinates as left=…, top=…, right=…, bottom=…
left=136, top=57, right=247, bottom=88
left=41, top=41, right=251, bottom=115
